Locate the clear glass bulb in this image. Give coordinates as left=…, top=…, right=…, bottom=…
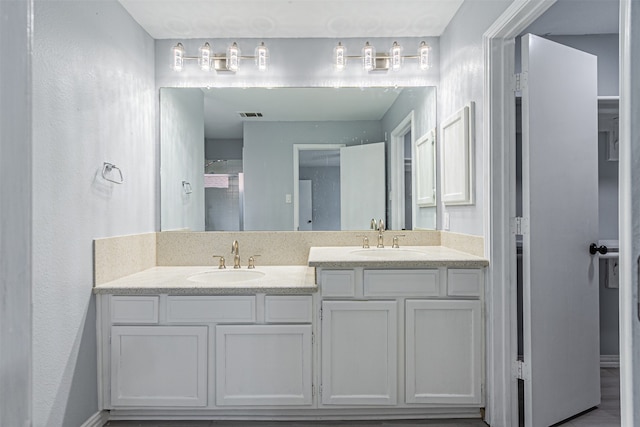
left=418, top=41, right=431, bottom=71
left=227, top=42, right=240, bottom=72
left=334, top=42, right=347, bottom=72
left=390, top=41, right=403, bottom=71
left=362, top=42, right=376, bottom=72
left=255, top=42, right=269, bottom=71
left=199, top=42, right=212, bottom=71
left=171, top=43, right=185, bottom=72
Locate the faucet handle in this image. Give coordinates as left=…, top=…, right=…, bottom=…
left=212, top=255, right=226, bottom=269
left=378, top=219, right=385, bottom=232
left=247, top=255, right=261, bottom=269
left=392, top=235, right=406, bottom=249
left=356, top=235, right=370, bottom=248
left=371, top=218, right=377, bottom=230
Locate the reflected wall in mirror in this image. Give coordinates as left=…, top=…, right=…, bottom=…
left=160, top=86, right=437, bottom=232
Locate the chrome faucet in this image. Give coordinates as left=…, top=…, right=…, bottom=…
left=377, top=219, right=385, bottom=248
left=231, top=240, right=241, bottom=269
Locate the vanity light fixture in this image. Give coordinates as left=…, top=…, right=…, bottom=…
left=334, top=40, right=432, bottom=72
left=170, top=41, right=269, bottom=73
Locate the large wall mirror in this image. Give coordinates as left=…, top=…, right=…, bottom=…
left=160, top=86, right=437, bottom=232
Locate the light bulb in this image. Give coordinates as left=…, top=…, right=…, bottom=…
left=362, top=42, right=376, bottom=72
left=255, top=42, right=269, bottom=71
left=418, top=41, right=432, bottom=71
left=227, top=42, right=240, bottom=72
left=390, top=41, right=403, bottom=71
left=334, top=42, right=347, bottom=72
left=199, top=42, right=212, bottom=71
left=171, top=43, right=185, bottom=72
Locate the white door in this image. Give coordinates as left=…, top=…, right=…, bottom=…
left=110, top=326, right=208, bottom=407
left=340, top=142, right=386, bottom=230
left=521, top=34, right=600, bottom=427
left=321, top=300, right=397, bottom=405
left=299, top=179, right=313, bottom=231
left=215, top=324, right=312, bottom=406
left=405, top=299, right=482, bottom=405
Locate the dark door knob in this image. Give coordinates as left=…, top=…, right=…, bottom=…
left=589, top=243, right=608, bottom=255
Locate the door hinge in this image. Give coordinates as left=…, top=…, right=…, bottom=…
left=319, top=385, right=323, bottom=397
left=312, top=332, right=315, bottom=345
left=511, top=216, right=528, bottom=236
left=514, top=360, right=529, bottom=381
left=513, top=72, right=527, bottom=92
left=312, top=384, right=315, bottom=397
left=320, top=306, right=323, bottom=320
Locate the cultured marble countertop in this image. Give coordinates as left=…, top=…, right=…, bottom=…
left=93, top=265, right=317, bottom=295
left=308, top=245, right=489, bottom=268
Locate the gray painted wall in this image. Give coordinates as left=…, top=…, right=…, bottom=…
left=160, top=88, right=205, bottom=231
left=381, top=87, right=437, bottom=229
left=299, top=166, right=341, bottom=230
left=32, top=2, right=156, bottom=426
left=243, top=120, right=383, bottom=230
left=438, top=0, right=513, bottom=236
left=0, top=0, right=32, bottom=426
left=206, top=138, right=243, bottom=160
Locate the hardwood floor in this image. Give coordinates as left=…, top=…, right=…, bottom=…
left=103, top=369, right=620, bottom=427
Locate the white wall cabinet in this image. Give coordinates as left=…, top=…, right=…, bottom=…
left=215, top=324, right=312, bottom=406
left=110, top=325, right=208, bottom=407
left=321, top=300, right=398, bottom=405
left=405, top=299, right=482, bottom=404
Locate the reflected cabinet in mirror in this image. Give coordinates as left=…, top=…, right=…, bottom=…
left=160, top=86, right=437, bottom=232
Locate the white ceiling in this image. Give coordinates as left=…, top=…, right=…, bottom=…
left=202, top=87, right=404, bottom=139
left=118, top=0, right=464, bottom=39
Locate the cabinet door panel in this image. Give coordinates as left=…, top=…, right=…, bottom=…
left=216, top=325, right=312, bottom=406
left=111, top=326, right=208, bottom=407
left=321, top=300, right=397, bottom=405
left=405, top=300, right=482, bottom=405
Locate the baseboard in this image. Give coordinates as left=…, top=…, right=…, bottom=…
left=600, top=354, right=620, bottom=368
left=80, top=410, right=109, bottom=427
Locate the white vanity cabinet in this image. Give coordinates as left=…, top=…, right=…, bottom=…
left=321, top=300, right=398, bottom=405
left=98, top=293, right=315, bottom=411
left=110, top=325, right=208, bottom=407
left=405, top=299, right=482, bottom=404
left=216, top=324, right=313, bottom=406
left=317, top=266, right=484, bottom=408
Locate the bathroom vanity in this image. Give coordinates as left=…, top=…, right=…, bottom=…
left=94, top=244, right=488, bottom=421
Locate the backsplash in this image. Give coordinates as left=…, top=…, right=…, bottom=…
left=94, top=230, right=485, bottom=285
left=94, top=232, right=156, bottom=285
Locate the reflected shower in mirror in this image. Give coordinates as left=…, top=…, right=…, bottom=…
left=160, top=86, right=437, bottom=232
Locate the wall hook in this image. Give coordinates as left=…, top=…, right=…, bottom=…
left=182, top=180, right=193, bottom=194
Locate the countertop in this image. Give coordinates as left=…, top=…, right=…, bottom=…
left=308, top=245, right=489, bottom=268
left=93, top=265, right=317, bottom=295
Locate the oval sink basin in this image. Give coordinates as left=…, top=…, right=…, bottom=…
left=188, top=269, right=266, bottom=284
left=349, top=248, right=425, bottom=259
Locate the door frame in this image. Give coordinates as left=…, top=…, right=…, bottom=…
left=390, top=111, right=415, bottom=231
left=293, top=144, right=344, bottom=231
left=483, top=1, right=559, bottom=426
left=619, top=0, right=640, bottom=423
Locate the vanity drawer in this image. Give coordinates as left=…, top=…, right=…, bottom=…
left=364, top=269, right=440, bottom=297
left=265, top=296, right=313, bottom=323
left=166, top=296, right=256, bottom=323
left=447, top=269, right=483, bottom=297
left=111, top=296, right=159, bottom=324
left=320, top=270, right=356, bottom=297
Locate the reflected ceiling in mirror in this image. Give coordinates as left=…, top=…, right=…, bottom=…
left=160, top=86, right=437, bottom=232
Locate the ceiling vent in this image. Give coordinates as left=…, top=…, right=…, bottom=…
left=238, top=112, right=263, bottom=118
